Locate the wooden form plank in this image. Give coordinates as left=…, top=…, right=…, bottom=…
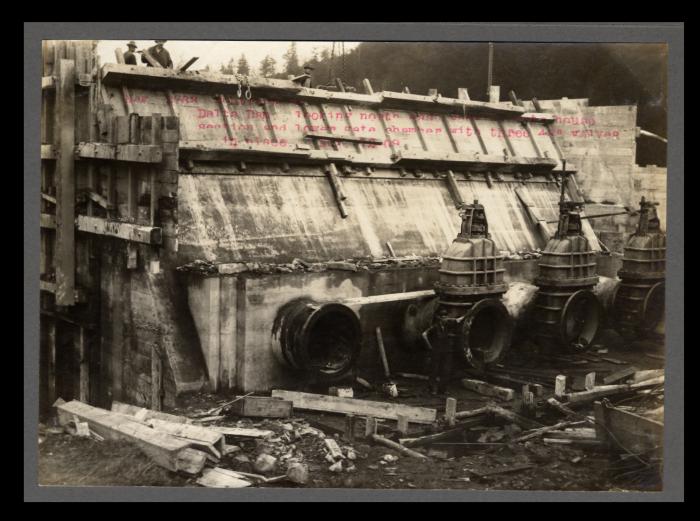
left=76, top=142, right=163, bottom=163
left=207, top=426, right=275, bottom=439
left=227, top=396, right=293, bottom=418
left=564, top=376, right=664, bottom=405
left=78, top=327, right=89, bottom=403
left=55, top=59, right=76, bottom=306
left=111, top=401, right=191, bottom=424
left=40, top=213, right=57, bottom=229
left=148, top=418, right=224, bottom=457
left=305, top=132, right=382, bottom=145
left=178, top=57, right=199, bottom=72
left=371, top=433, right=428, bottom=459
left=47, top=319, right=56, bottom=406
left=461, top=378, right=515, bottom=401
left=76, top=215, right=162, bottom=244
left=271, top=390, right=437, bottom=424
left=593, top=400, right=663, bottom=454
left=56, top=400, right=207, bottom=474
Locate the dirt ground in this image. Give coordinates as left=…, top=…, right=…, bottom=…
left=37, top=329, right=664, bottom=491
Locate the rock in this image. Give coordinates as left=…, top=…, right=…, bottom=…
left=281, top=423, right=294, bottom=432
left=383, top=454, right=399, bottom=463
left=234, top=454, right=251, bottom=464
left=368, top=464, right=378, bottom=470
left=329, top=461, right=343, bottom=473
left=286, top=463, right=309, bottom=484
left=346, top=448, right=357, bottom=460
left=345, top=464, right=357, bottom=473
left=254, top=454, right=278, bottom=474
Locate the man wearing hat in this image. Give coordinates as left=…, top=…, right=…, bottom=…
left=123, top=41, right=138, bottom=65
left=141, top=40, right=173, bottom=69
left=291, top=63, right=314, bottom=87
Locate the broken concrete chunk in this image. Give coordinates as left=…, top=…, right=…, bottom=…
left=286, top=462, right=309, bottom=484
left=329, top=461, right=344, bottom=472
left=254, top=453, right=278, bottom=474
left=382, top=454, right=399, bottom=463
left=324, top=438, right=345, bottom=460
left=197, top=467, right=252, bottom=488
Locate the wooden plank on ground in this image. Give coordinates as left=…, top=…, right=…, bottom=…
left=564, top=376, right=664, bottom=404
left=76, top=215, right=162, bottom=244
left=148, top=418, right=224, bottom=457
left=227, top=396, right=292, bottom=418
left=56, top=400, right=206, bottom=474
left=602, top=366, right=639, bottom=385
left=271, top=390, right=437, bottom=424
left=111, top=401, right=191, bottom=424
left=461, top=379, right=515, bottom=401
left=206, top=426, right=274, bottom=439
left=630, top=369, right=664, bottom=383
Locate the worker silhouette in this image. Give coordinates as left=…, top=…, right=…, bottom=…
left=428, top=308, right=461, bottom=395
left=142, top=40, right=173, bottom=69
left=292, top=63, right=314, bottom=88
left=123, top=41, right=138, bottom=65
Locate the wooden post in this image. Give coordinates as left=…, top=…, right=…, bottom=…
left=585, top=372, right=596, bottom=391
left=78, top=327, right=89, bottom=403
left=555, top=375, right=567, bottom=398
left=396, top=414, right=409, bottom=435
left=344, top=414, right=356, bottom=442
left=47, top=319, right=57, bottom=406
left=457, top=88, right=470, bottom=100
left=362, top=78, right=374, bottom=95
left=444, top=398, right=457, bottom=426
left=55, top=59, right=76, bottom=306
left=488, top=85, right=500, bottom=103
left=364, top=416, right=377, bottom=438
left=151, top=346, right=162, bottom=411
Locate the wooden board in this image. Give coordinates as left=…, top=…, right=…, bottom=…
left=148, top=418, right=224, bottom=457
left=76, top=215, right=162, bottom=244
left=111, top=401, right=191, bottom=424
left=197, top=467, right=251, bottom=488
left=227, top=396, right=292, bottom=418
left=461, top=379, right=515, bottom=401
left=57, top=400, right=205, bottom=474
left=207, top=426, right=274, bottom=439
left=271, top=390, right=437, bottom=424
left=76, top=143, right=163, bottom=163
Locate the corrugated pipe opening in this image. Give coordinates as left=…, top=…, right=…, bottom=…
left=272, top=299, right=362, bottom=380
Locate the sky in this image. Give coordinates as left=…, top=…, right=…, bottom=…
left=97, top=40, right=360, bottom=74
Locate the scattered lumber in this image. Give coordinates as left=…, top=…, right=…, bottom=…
left=630, top=369, right=664, bottom=383
left=271, top=390, right=437, bottom=424
left=545, top=427, right=597, bottom=440
left=226, top=396, right=292, bottom=418
left=197, top=467, right=251, bottom=488
left=512, top=420, right=584, bottom=443
left=399, top=416, right=487, bottom=448
left=324, top=438, right=345, bottom=460
left=370, top=434, right=428, bottom=459
left=148, top=418, right=225, bottom=458
left=602, top=366, right=639, bottom=385
left=454, top=406, right=493, bottom=420
left=563, top=376, right=664, bottom=405
left=111, top=401, right=191, bottom=424
left=56, top=400, right=207, bottom=474
left=489, top=405, right=543, bottom=431
left=207, top=426, right=274, bottom=439
left=593, top=400, right=664, bottom=454
left=461, top=378, right=515, bottom=401
left=545, top=397, right=584, bottom=419
left=543, top=438, right=604, bottom=448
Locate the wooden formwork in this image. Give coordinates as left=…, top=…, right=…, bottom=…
left=40, top=40, right=185, bottom=412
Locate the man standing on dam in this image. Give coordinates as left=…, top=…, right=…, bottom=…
left=142, top=40, right=173, bottom=68
left=123, top=41, right=138, bottom=65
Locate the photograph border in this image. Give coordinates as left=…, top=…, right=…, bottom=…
left=24, top=21, right=684, bottom=502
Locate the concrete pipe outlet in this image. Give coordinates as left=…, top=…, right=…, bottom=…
left=272, top=298, right=362, bottom=380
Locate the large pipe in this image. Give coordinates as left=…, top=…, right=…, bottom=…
left=272, top=298, right=362, bottom=380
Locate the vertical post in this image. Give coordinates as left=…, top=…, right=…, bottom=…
left=457, top=88, right=470, bottom=101
left=344, top=414, right=356, bottom=442
left=555, top=375, right=567, bottom=398
left=445, top=397, right=457, bottom=426
left=364, top=417, right=377, bottom=438
left=585, top=372, right=596, bottom=391
left=151, top=346, right=162, bottom=411
left=55, top=59, right=76, bottom=306
left=396, top=414, right=409, bottom=435
left=47, top=318, right=57, bottom=405
left=488, top=85, right=500, bottom=104
left=78, top=327, right=89, bottom=403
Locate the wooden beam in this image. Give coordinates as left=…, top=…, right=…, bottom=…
left=78, top=327, right=89, bottom=403
left=564, top=376, right=664, bottom=405
left=111, top=401, right=191, bottom=424
left=304, top=132, right=382, bottom=145
left=371, top=434, right=428, bottom=459
left=178, top=57, right=199, bottom=72
left=41, top=144, right=56, bottom=159
left=151, top=346, right=162, bottom=411
left=40, top=213, right=56, bottom=229
left=55, top=59, right=76, bottom=306
left=76, top=215, right=162, bottom=244
left=42, top=76, right=56, bottom=90
left=271, top=390, right=437, bottom=424
left=593, top=400, right=663, bottom=454
left=76, top=142, right=163, bottom=163
left=55, top=400, right=207, bottom=474
left=461, top=379, right=515, bottom=401
left=47, top=318, right=56, bottom=406
left=392, top=149, right=558, bottom=172
left=400, top=417, right=490, bottom=448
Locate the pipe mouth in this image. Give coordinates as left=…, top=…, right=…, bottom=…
left=560, top=289, right=602, bottom=350
left=273, top=299, right=361, bottom=380
left=461, top=298, right=513, bottom=368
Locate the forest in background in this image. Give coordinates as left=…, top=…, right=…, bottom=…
left=218, top=42, right=667, bottom=166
